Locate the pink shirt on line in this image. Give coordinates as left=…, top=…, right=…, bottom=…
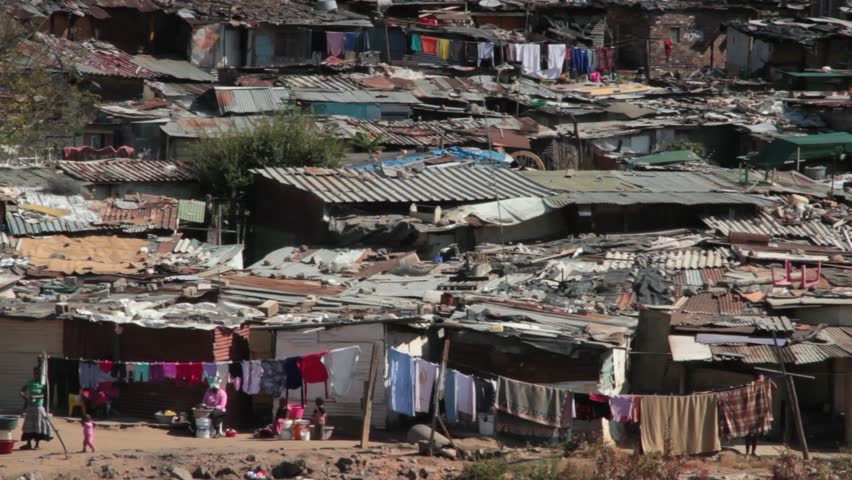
left=202, top=388, right=228, bottom=412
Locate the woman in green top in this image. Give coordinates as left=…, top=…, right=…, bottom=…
left=20, top=367, right=52, bottom=450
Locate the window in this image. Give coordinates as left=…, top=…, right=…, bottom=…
left=670, top=27, right=681, bottom=43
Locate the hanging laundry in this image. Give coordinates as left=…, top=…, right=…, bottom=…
left=477, top=42, right=494, bottom=67
left=389, top=348, right=416, bottom=416
left=475, top=378, right=496, bottom=413
left=228, top=362, right=243, bottom=391
left=444, top=369, right=458, bottom=423
left=641, top=394, right=721, bottom=455
left=631, top=394, right=641, bottom=423
left=162, top=363, right=177, bottom=380
left=414, top=359, right=438, bottom=413
left=99, top=360, right=113, bottom=374
left=495, top=376, right=572, bottom=428
left=358, top=31, right=371, bottom=52
left=410, top=33, right=423, bottom=53
left=609, top=395, right=634, bottom=423
left=176, top=363, right=202, bottom=384
left=301, top=351, right=330, bottom=398
left=216, top=363, right=229, bottom=386
left=110, top=362, right=125, bottom=380
left=125, top=363, right=135, bottom=382
left=79, top=361, right=100, bottom=389
left=717, top=379, right=773, bottom=438
left=259, top=360, right=287, bottom=395
left=202, top=363, right=218, bottom=381
left=545, top=44, right=567, bottom=79
left=421, top=36, right=439, bottom=55
left=149, top=363, right=165, bottom=382
left=588, top=49, right=596, bottom=72
left=437, top=39, right=451, bottom=60
left=517, top=44, right=540, bottom=75
left=450, top=40, right=465, bottom=64
left=344, top=32, right=358, bottom=52
left=326, top=32, right=345, bottom=57
left=464, top=42, right=479, bottom=65
left=508, top=43, right=521, bottom=62
left=242, top=361, right=263, bottom=395
left=134, top=362, right=150, bottom=382
left=573, top=393, right=611, bottom=420
left=321, top=346, right=361, bottom=398
left=455, top=372, right=476, bottom=417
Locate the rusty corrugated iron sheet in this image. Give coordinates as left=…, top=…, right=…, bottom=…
left=683, top=292, right=746, bottom=316
left=59, top=159, right=194, bottom=183
left=90, top=199, right=179, bottom=231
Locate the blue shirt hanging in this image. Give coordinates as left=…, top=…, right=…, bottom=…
left=389, top=348, right=416, bottom=416
left=444, top=369, right=458, bottom=423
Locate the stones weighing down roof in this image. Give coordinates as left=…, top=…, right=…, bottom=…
left=58, top=159, right=195, bottom=183
left=11, top=0, right=372, bottom=27
left=727, top=17, right=852, bottom=46
left=252, top=165, right=556, bottom=204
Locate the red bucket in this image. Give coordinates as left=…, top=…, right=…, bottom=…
left=0, top=440, right=16, bottom=454
left=287, top=404, right=304, bottom=420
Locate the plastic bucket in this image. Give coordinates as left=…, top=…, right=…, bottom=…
left=287, top=404, right=304, bottom=419
left=318, top=426, right=334, bottom=440
left=0, top=431, right=13, bottom=441
left=300, top=427, right=312, bottom=441
left=193, top=408, right=213, bottom=419
left=0, top=440, right=15, bottom=455
left=478, top=413, right=495, bottom=437
left=0, top=416, right=19, bottom=431
left=195, top=417, right=211, bottom=439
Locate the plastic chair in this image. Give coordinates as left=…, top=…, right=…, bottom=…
left=68, top=391, right=86, bottom=417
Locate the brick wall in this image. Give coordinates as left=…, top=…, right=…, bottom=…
left=608, top=8, right=758, bottom=73
left=647, top=11, right=735, bottom=72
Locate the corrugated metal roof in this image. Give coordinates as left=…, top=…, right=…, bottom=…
left=4, top=211, right=95, bottom=235
left=145, top=81, right=214, bottom=98
left=702, top=212, right=848, bottom=248
left=819, top=327, right=852, bottom=355
left=214, top=87, right=291, bottom=115
left=253, top=165, right=555, bottom=204
left=20, top=34, right=159, bottom=79
left=278, top=75, right=362, bottom=91
left=292, top=90, right=421, bottom=104
left=564, top=192, right=775, bottom=207
left=711, top=343, right=851, bottom=364
left=91, top=199, right=178, bottom=231
left=683, top=292, right=746, bottom=315
left=130, top=55, right=216, bottom=82
left=178, top=199, right=206, bottom=224
left=600, top=248, right=734, bottom=271
left=710, top=316, right=795, bottom=332
left=161, top=116, right=267, bottom=138
left=59, top=160, right=195, bottom=183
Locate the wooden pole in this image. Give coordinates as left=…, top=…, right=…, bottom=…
left=360, top=343, right=381, bottom=448
left=41, top=352, right=68, bottom=460
left=771, top=331, right=810, bottom=460
left=428, top=339, right=450, bottom=456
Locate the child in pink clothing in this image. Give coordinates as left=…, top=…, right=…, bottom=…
left=81, top=414, right=95, bottom=453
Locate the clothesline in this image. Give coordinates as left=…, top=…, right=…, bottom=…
left=47, top=346, right=362, bottom=403
left=387, top=348, right=774, bottom=455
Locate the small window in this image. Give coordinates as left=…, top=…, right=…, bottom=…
left=670, top=27, right=681, bottom=43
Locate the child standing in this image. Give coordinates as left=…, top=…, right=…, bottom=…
left=81, top=414, right=95, bottom=453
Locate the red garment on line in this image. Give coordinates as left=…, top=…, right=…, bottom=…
left=99, top=360, right=113, bottom=374
left=421, top=36, right=439, bottom=54
left=176, top=363, right=204, bottom=384
left=299, top=351, right=330, bottom=398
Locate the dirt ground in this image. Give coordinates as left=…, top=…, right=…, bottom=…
left=0, top=416, right=846, bottom=480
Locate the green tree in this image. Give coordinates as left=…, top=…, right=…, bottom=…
left=189, top=112, right=344, bottom=201
left=0, top=14, right=98, bottom=156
